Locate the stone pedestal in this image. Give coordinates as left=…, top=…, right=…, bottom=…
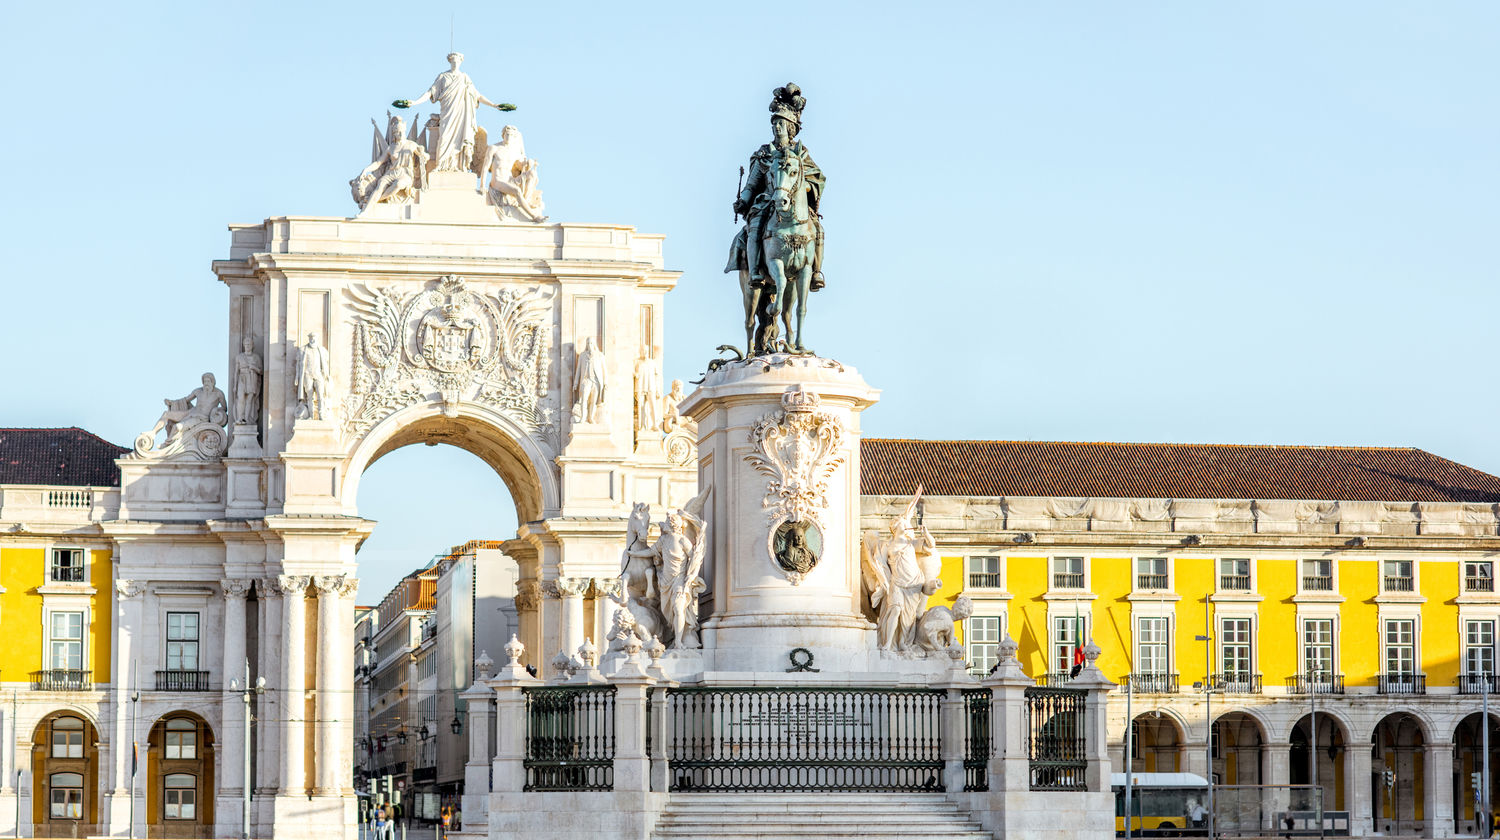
left=681, top=355, right=880, bottom=673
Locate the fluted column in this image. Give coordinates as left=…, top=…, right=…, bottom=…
left=553, top=576, right=589, bottom=662
left=276, top=575, right=310, bottom=794
left=218, top=580, right=251, bottom=798
left=593, top=577, right=625, bottom=646
left=313, top=575, right=356, bottom=795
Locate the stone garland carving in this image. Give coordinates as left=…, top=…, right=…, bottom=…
left=116, top=579, right=146, bottom=598
left=343, top=275, right=555, bottom=442
left=131, top=373, right=230, bottom=461
left=860, top=491, right=942, bottom=654
left=549, top=577, right=590, bottom=598
left=743, top=386, right=844, bottom=584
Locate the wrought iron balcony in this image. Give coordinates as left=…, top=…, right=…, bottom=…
left=1208, top=673, right=1262, bottom=694
left=1219, top=574, right=1252, bottom=591
left=1377, top=673, right=1426, bottom=695
left=1383, top=576, right=1415, bottom=593
left=1458, top=674, right=1499, bottom=695
left=32, top=669, right=92, bottom=691
left=155, top=670, right=212, bottom=691
left=967, top=572, right=1002, bottom=589
left=1051, top=572, right=1085, bottom=590
left=1135, top=574, right=1169, bottom=590
left=1124, top=673, right=1178, bottom=693
left=1466, top=576, right=1495, bottom=593
left=1301, top=575, right=1333, bottom=591
left=1287, top=673, right=1344, bottom=695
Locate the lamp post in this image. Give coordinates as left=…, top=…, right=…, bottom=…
left=1194, top=598, right=1215, bottom=840
left=230, top=660, right=266, bottom=840
left=1484, top=676, right=1492, bottom=839
left=129, top=689, right=139, bottom=840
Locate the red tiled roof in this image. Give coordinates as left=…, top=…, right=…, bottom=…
left=0, top=428, right=128, bottom=488
left=860, top=439, right=1500, bottom=503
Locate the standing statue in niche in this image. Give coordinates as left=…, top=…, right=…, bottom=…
left=618, top=502, right=668, bottom=643
left=295, top=332, right=332, bottom=420
left=233, top=338, right=262, bottom=426
left=635, top=352, right=661, bottom=433
left=571, top=337, right=606, bottom=424
left=860, top=489, right=941, bottom=652
left=402, top=53, right=515, bottom=173
left=477, top=125, right=546, bottom=222
left=727, top=83, right=826, bottom=356
left=350, top=113, right=430, bottom=209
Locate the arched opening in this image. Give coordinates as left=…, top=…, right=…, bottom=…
left=1129, top=712, right=1183, bottom=773
left=348, top=410, right=543, bottom=830
left=1454, top=712, right=1500, bottom=835
left=1371, top=712, right=1426, bottom=835
left=146, top=712, right=215, bottom=838
left=1212, top=712, right=1264, bottom=786
left=1289, top=712, right=1346, bottom=810
left=31, top=712, right=99, bottom=838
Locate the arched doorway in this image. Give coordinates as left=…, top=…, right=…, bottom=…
left=1130, top=712, right=1183, bottom=773
left=1289, top=712, right=1346, bottom=810
left=31, top=712, right=99, bottom=838
left=1212, top=712, right=1264, bottom=785
left=146, top=713, right=215, bottom=838
left=1454, top=712, right=1500, bottom=836
left=1371, top=712, right=1426, bottom=835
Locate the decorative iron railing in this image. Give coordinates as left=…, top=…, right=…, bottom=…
left=155, top=670, right=212, bottom=692
left=32, top=669, right=92, bottom=691
left=1135, top=573, right=1169, bottom=590
left=1287, top=673, right=1344, bottom=695
left=1467, top=575, right=1496, bottom=593
left=1124, top=673, right=1178, bottom=693
left=522, top=685, right=616, bottom=791
left=968, top=572, right=1003, bottom=589
left=1459, top=674, right=1500, bottom=695
left=1377, top=673, right=1426, bottom=695
left=1033, top=672, right=1075, bottom=687
left=1209, top=673, right=1262, bottom=694
left=1024, top=686, right=1086, bottom=791
left=1052, top=572, right=1085, bottom=590
left=1219, top=574, right=1252, bottom=591
left=1383, top=576, right=1415, bottom=593
left=663, top=686, right=944, bottom=792
left=1301, top=575, right=1333, bottom=592
left=962, top=687, right=992, bottom=792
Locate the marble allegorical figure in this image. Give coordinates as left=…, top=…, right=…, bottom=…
left=635, top=351, right=661, bottom=433
left=477, top=125, right=546, bottom=222
left=296, top=332, right=332, bottom=420
left=860, top=489, right=941, bottom=653
left=660, top=379, right=687, bottom=433
left=618, top=502, right=668, bottom=642
left=571, top=336, right=606, bottom=424
left=648, top=487, right=711, bottom=649
left=727, top=83, right=826, bottom=356
left=133, top=372, right=230, bottom=460
left=914, top=595, right=973, bottom=653
left=351, top=113, right=429, bottom=210
left=233, top=337, right=262, bottom=425
left=406, top=52, right=511, bottom=173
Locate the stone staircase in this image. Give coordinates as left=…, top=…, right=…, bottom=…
left=651, top=792, right=994, bottom=839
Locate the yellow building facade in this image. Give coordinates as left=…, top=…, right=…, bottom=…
left=864, top=438, right=1500, bottom=838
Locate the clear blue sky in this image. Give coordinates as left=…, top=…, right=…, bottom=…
left=3, top=3, right=1496, bottom=602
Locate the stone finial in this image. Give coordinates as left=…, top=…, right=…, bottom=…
left=646, top=636, right=666, bottom=665
left=997, top=634, right=1019, bottom=664
left=550, top=650, right=574, bottom=681
left=504, top=634, right=525, bottom=667
left=578, top=637, right=598, bottom=669
left=476, top=649, right=496, bottom=679
left=1083, top=637, right=1102, bottom=667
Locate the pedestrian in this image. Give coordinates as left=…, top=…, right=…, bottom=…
left=1189, top=800, right=1207, bottom=830
left=374, top=803, right=389, bottom=840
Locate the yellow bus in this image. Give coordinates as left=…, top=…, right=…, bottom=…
left=1113, top=772, right=1211, bottom=837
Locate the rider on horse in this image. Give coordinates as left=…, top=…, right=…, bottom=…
left=726, top=83, right=826, bottom=292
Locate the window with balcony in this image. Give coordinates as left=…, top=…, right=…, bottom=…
left=1219, top=558, right=1251, bottom=591
left=1294, top=618, right=1343, bottom=693
left=1050, top=615, right=1089, bottom=681
left=1466, top=561, right=1495, bottom=593
left=48, top=548, right=85, bottom=583
left=1216, top=617, right=1259, bottom=692
left=1463, top=620, right=1495, bottom=694
left=1382, top=559, right=1415, bottom=593
left=1379, top=618, right=1424, bottom=694
left=166, top=613, right=199, bottom=670
left=1133, top=616, right=1175, bottom=692
left=967, top=556, right=1002, bottom=589
left=49, top=612, right=83, bottom=671
left=1135, top=557, right=1169, bottom=591
left=966, top=615, right=1002, bottom=676
left=1051, top=556, right=1085, bottom=590
left=1301, top=559, right=1333, bottom=592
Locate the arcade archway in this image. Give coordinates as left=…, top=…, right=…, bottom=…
left=1130, top=712, right=1183, bottom=773
left=1371, top=712, right=1426, bottom=835
left=1289, top=712, right=1346, bottom=810
left=1212, top=712, right=1264, bottom=785
left=145, top=712, right=216, bottom=838
left=1454, top=712, right=1500, bottom=836
left=30, top=712, right=99, bottom=839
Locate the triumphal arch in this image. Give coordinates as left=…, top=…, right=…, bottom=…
left=108, top=54, right=694, bottom=836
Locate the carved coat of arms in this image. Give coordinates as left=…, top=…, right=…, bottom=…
left=744, top=386, right=845, bottom=584
left=343, top=275, right=555, bottom=441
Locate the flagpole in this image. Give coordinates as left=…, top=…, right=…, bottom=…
left=129, top=687, right=139, bottom=840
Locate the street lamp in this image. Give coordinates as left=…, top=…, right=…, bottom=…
left=230, top=660, right=267, bottom=840
left=1193, top=599, right=1217, bottom=840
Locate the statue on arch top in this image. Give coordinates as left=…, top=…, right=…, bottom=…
left=350, top=113, right=429, bottom=210
left=402, top=52, right=516, bottom=174
left=727, top=83, right=826, bottom=356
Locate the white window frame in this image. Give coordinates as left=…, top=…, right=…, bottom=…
left=1135, top=615, right=1172, bottom=676
left=1382, top=617, right=1418, bottom=676
left=1299, top=558, right=1337, bottom=593
left=1050, top=556, right=1088, bottom=591
left=965, top=555, right=1004, bottom=591
left=1465, top=560, right=1495, bottom=593
left=1380, top=558, right=1417, bottom=594
left=1217, top=558, right=1254, bottom=592
left=1134, top=557, right=1171, bottom=592
left=1300, top=617, right=1337, bottom=678
left=1050, top=613, right=1090, bottom=676
left=1218, top=615, right=1255, bottom=679
left=165, top=612, right=201, bottom=672
left=965, top=614, right=1005, bottom=675
left=46, top=609, right=87, bottom=672
left=1464, top=618, right=1495, bottom=676
left=48, top=546, right=88, bottom=585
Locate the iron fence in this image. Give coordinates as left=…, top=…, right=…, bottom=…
left=663, top=686, right=944, bottom=792
left=1125, top=673, right=1178, bottom=693
left=1033, top=672, right=1075, bottom=687
left=1210, top=672, right=1263, bottom=694
left=962, top=687, right=992, bottom=792
left=522, top=685, right=615, bottom=791
left=1024, top=686, right=1087, bottom=791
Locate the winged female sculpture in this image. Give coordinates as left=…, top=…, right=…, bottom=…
left=860, top=488, right=941, bottom=652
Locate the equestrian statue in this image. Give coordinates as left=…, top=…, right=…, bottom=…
left=726, top=83, right=826, bottom=356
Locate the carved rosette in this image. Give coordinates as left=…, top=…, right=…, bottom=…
left=664, top=429, right=695, bottom=466
left=343, top=275, right=556, bottom=443
left=744, top=386, right=846, bottom=584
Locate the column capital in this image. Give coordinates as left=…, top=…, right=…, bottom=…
left=220, top=578, right=252, bottom=599
left=313, top=574, right=357, bottom=597
left=275, top=574, right=311, bottom=595
left=515, top=579, right=541, bottom=612
left=593, top=576, right=625, bottom=600
left=549, top=576, right=590, bottom=598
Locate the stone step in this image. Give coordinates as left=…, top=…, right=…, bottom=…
left=651, top=793, right=993, bottom=840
